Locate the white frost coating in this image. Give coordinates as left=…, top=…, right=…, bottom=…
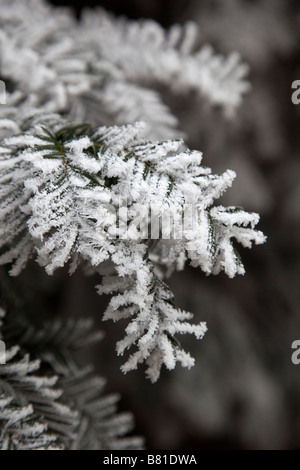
left=0, top=117, right=265, bottom=381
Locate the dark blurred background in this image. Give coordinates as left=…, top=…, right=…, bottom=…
left=40, top=0, right=300, bottom=449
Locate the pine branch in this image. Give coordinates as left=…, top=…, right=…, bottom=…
left=80, top=10, right=250, bottom=115
left=0, top=117, right=266, bottom=380
left=98, top=260, right=207, bottom=383
left=0, top=1, right=265, bottom=385
left=0, top=345, right=75, bottom=450
left=0, top=118, right=265, bottom=276
left=0, top=296, right=143, bottom=450
left=82, top=81, right=181, bottom=141
left=0, top=0, right=249, bottom=146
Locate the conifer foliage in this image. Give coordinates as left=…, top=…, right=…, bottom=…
left=0, top=0, right=266, bottom=449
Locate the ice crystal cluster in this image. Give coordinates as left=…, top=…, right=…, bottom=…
left=0, top=0, right=266, bottom=450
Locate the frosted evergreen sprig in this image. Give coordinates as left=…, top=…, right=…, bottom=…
left=0, top=345, right=75, bottom=450
left=0, top=301, right=143, bottom=450
left=98, top=262, right=207, bottom=383
left=0, top=0, right=249, bottom=143
left=0, top=117, right=266, bottom=381
left=0, top=0, right=270, bottom=452
left=79, top=10, right=250, bottom=115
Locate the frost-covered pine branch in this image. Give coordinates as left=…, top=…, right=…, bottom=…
left=0, top=302, right=143, bottom=450
left=0, top=115, right=266, bottom=382
left=0, top=0, right=266, bottom=446
left=0, top=0, right=249, bottom=144
left=0, top=305, right=75, bottom=449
